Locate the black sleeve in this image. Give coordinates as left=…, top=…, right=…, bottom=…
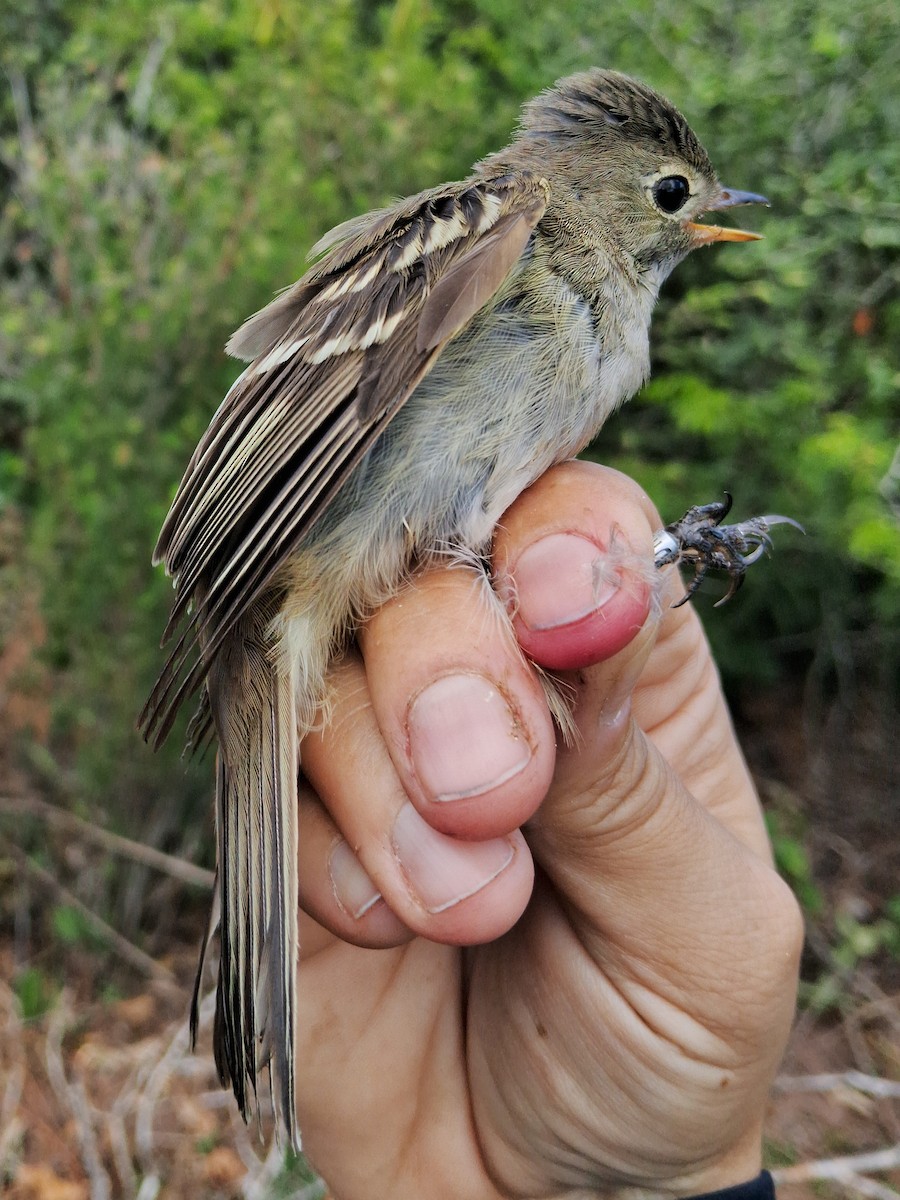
left=687, top=1171, right=776, bottom=1200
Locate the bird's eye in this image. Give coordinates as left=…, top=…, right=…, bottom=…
left=653, top=175, right=690, bottom=214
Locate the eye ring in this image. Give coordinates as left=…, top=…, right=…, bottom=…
left=653, top=175, right=690, bottom=214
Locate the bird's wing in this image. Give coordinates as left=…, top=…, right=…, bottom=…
left=140, top=171, right=549, bottom=745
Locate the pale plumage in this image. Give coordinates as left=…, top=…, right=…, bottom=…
left=140, top=68, right=767, bottom=1144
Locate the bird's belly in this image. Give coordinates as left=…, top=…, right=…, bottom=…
left=376, top=344, right=600, bottom=543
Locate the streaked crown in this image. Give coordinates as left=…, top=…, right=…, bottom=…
left=520, top=69, right=714, bottom=177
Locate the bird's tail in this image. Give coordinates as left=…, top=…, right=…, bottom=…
left=193, top=598, right=300, bottom=1148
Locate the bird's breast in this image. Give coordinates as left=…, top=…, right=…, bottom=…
left=388, top=274, right=645, bottom=537
left=292, top=269, right=651, bottom=622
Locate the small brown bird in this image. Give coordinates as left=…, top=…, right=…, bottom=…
left=141, top=69, right=774, bottom=1144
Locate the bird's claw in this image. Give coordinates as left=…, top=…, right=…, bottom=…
left=652, top=494, right=803, bottom=608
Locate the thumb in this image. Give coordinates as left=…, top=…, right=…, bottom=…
left=493, top=462, right=798, bottom=1029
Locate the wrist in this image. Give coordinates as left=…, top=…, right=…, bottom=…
left=606, top=1128, right=766, bottom=1200
left=612, top=1174, right=772, bottom=1200
left=684, top=1171, right=775, bottom=1200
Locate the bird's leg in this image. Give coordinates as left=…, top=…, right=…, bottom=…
left=652, top=494, right=803, bottom=608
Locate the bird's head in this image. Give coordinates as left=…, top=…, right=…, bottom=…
left=516, top=69, right=768, bottom=278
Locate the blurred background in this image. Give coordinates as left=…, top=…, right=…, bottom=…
left=1, top=0, right=897, bottom=1196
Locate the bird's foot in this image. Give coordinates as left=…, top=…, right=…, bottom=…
left=653, top=494, right=803, bottom=608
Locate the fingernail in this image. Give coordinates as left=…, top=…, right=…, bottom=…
left=329, top=840, right=382, bottom=920
left=509, top=534, right=620, bottom=630
left=391, top=802, right=515, bottom=913
left=407, top=674, right=531, bottom=802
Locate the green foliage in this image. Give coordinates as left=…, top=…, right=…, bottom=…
left=769, top=801, right=900, bottom=1015
left=267, top=1148, right=326, bottom=1199
left=762, top=1139, right=799, bottom=1170
left=1, top=0, right=897, bottom=839
left=766, top=810, right=823, bottom=915
left=51, top=902, right=107, bottom=949
left=12, top=965, right=55, bottom=1020
left=801, top=897, right=900, bottom=1015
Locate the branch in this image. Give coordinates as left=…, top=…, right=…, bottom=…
left=0, top=794, right=214, bottom=888
left=131, top=28, right=172, bottom=128
left=773, top=1144, right=900, bottom=1185
left=3, top=66, right=35, bottom=180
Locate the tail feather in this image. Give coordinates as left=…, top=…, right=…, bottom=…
left=201, top=602, right=300, bottom=1148
left=189, top=882, right=220, bottom=1047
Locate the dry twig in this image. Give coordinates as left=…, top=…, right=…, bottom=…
left=775, top=1071, right=900, bottom=1100
left=134, top=995, right=214, bottom=1166
left=44, top=996, right=113, bottom=1200
left=0, top=980, right=26, bottom=1171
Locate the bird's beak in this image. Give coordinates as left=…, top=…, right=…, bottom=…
left=686, top=186, right=770, bottom=245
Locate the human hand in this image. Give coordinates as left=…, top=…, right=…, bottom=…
left=292, top=461, right=802, bottom=1199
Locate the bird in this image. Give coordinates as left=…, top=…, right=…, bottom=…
left=140, top=68, right=771, bottom=1145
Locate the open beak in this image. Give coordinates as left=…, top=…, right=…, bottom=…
left=686, top=186, right=770, bottom=245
